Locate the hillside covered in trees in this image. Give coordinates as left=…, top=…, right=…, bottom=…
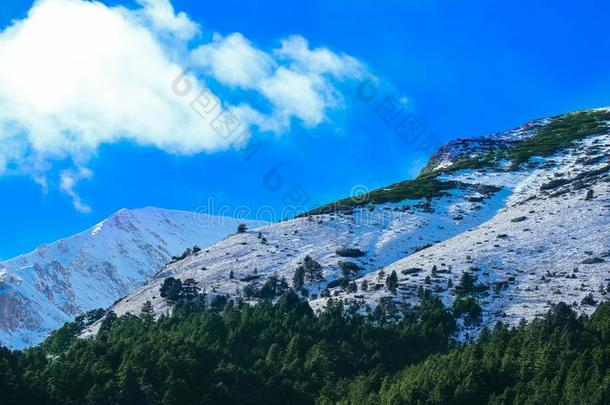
left=1, top=289, right=610, bottom=404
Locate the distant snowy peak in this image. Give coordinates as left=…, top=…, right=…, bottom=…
left=0, top=207, right=265, bottom=349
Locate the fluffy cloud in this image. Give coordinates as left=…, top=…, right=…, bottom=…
left=0, top=0, right=367, bottom=211
left=275, top=35, right=364, bottom=79
left=192, top=34, right=366, bottom=128
left=259, top=67, right=335, bottom=127
left=0, top=0, right=224, bottom=173
left=133, top=0, right=200, bottom=40
left=191, top=33, right=275, bottom=89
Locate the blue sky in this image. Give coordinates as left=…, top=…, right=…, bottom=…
left=0, top=0, right=609, bottom=259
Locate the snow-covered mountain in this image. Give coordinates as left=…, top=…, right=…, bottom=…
left=90, top=107, right=610, bottom=340
left=0, top=207, right=264, bottom=348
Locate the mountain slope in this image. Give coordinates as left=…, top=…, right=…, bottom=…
left=313, top=126, right=610, bottom=335
left=91, top=108, right=610, bottom=339
left=91, top=184, right=508, bottom=325
left=0, top=207, right=264, bottom=348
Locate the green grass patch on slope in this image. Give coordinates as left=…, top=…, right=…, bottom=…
left=365, top=174, right=457, bottom=204
left=308, top=174, right=457, bottom=215
left=307, top=109, right=609, bottom=215
left=508, top=110, right=610, bottom=164
left=438, top=151, right=499, bottom=174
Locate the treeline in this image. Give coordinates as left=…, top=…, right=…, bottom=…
left=1, top=293, right=610, bottom=404
left=0, top=291, right=454, bottom=404
left=338, top=302, right=610, bottom=404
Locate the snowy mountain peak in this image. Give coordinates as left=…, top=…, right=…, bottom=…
left=0, top=207, right=265, bottom=348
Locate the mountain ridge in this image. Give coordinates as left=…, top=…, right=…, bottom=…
left=0, top=207, right=265, bottom=348
left=88, top=107, right=610, bottom=340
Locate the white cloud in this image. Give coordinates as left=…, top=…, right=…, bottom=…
left=191, top=33, right=275, bottom=89
left=0, top=0, right=368, bottom=212
left=275, top=35, right=364, bottom=79
left=191, top=34, right=366, bottom=129
left=259, top=67, right=336, bottom=127
left=0, top=0, right=233, bottom=209
left=0, top=0, right=230, bottom=157
left=134, top=0, right=200, bottom=41
left=60, top=167, right=93, bottom=213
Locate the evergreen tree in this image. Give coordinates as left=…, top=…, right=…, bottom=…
left=181, top=278, right=200, bottom=300
left=456, top=272, right=485, bottom=296
left=293, top=266, right=305, bottom=290
left=452, top=296, right=482, bottom=326
left=160, top=277, right=183, bottom=302
left=210, top=295, right=228, bottom=311
left=258, top=275, right=289, bottom=299
left=98, top=311, right=117, bottom=336
left=139, top=301, right=155, bottom=324
left=303, top=255, right=323, bottom=282
left=386, top=270, right=398, bottom=293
